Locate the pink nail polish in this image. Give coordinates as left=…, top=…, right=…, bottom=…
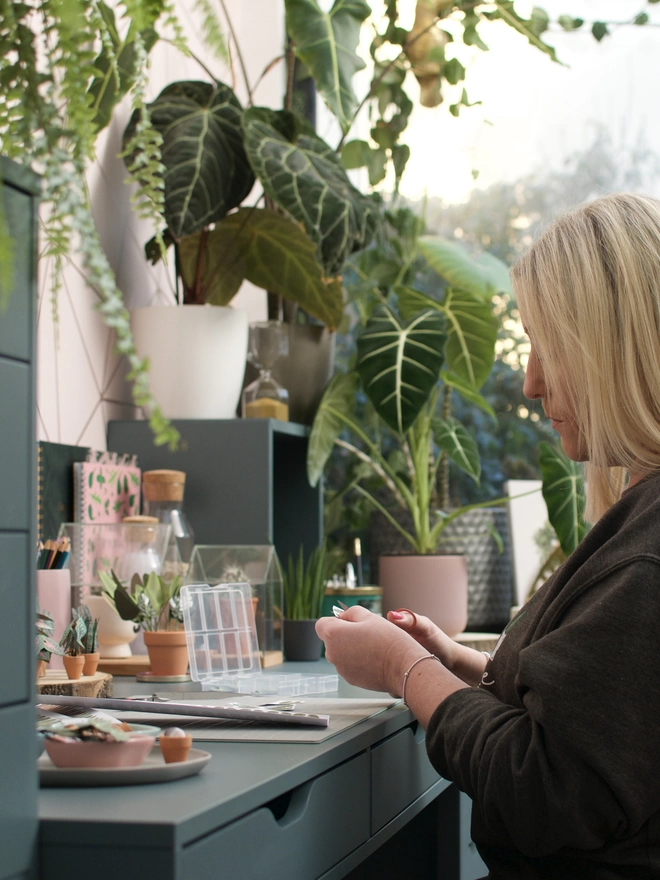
left=390, top=611, right=404, bottom=620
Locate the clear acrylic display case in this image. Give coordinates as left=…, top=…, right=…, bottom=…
left=186, top=545, right=284, bottom=664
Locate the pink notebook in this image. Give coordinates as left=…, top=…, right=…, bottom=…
left=74, top=452, right=141, bottom=524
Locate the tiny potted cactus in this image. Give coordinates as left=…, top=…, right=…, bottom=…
left=79, top=604, right=100, bottom=676
left=58, top=607, right=88, bottom=680
left=35, top=606, right=64, bottom=680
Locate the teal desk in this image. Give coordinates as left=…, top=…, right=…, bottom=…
left=38, top=666, right=486, bottom=880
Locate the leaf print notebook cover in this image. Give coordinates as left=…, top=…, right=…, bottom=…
left=74, top=451, right=141, bottom=524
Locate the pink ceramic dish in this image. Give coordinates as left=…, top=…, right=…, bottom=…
left=44, top=734, right=156, bottom=769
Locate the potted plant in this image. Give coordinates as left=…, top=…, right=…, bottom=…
left=308, top=211, right=516, bottom=635
left=78, top=605, right=101, bottom=677
left=58, top=608, right=89, bottom=681
left=100, top=570, right=187, bottom=676
left=282, top=544, right=328, bottom=661
left=35, top=607, right=64, bottom=681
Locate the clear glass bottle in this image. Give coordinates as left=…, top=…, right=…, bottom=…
left=142, top=470, right=195, bottom=572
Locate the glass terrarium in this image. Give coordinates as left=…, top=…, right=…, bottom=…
left=57, top=521, right=174, bottom=598
left=185, top=545, right=283, bottom=665
left=242, top=320, right=289, bottom=421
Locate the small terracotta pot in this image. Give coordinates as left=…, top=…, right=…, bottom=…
left=62, top=654, right=86, bottom=681
left=159, top=733, right=192, bottom=764
left=143, top=630, right=189, bottom=676
left=82, top=652, right=100, bottom=676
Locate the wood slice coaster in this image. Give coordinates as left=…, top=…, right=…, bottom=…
left=453, top=632, right=500, bottom=654
left=261, top=650, right=284, bottom=668
left=97, top=655, right=151, bottom=676
left=36, top=669, right=113, bottom=698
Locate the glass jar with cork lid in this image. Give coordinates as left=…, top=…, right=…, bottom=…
left=142, top=470, right=195, bottom=567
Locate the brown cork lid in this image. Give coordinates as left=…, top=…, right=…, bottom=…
left=122, top=515, right=159, bottom=542
left=142, top=469, right=186, bottom=502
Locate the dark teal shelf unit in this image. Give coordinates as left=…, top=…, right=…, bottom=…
left=107, top=419, right=324, bottom=568
left=0, top=156, right=40, bottom=880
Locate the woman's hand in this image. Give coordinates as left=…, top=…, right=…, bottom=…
left=386, top=609, right=488, bottom=687
left=316, top=605, right=426, bottom=696
left=316, top=605, right=470, bottom=728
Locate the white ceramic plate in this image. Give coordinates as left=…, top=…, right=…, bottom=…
left=38, top=747, right=211, bottom=787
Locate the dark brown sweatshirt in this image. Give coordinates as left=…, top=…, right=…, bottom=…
left=426, top=473, right=660, bottom=879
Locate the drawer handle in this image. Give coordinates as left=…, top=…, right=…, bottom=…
left=266, top=780, right=314, bottom=828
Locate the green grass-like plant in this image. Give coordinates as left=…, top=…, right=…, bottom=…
left=283, top=544, right=328, bottom=621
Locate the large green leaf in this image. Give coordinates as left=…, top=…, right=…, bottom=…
left=124, top=80, right=255, bottom=238
left=443, top=288, right=497, bottom=389
left=285, top=0, right=371, bottom=132
left=307, top=371, right=358, bottom=486
left=419, top=235, right=511, bottom=300
left=179, top=208, right=344, bottom=328
left=397, top=285, right=497, bottom=390
left=432, top=415, right=481, bottom=484
left=357, top=306, right=446, bottom=434
left=539, top=441, right=588, bottom=556
left=242, top=107, right=379, bottom=276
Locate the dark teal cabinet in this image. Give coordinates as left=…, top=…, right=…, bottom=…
left=0, top=156, right=40, bottom=880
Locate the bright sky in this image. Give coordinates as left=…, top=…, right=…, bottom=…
left=386, top=0, right=660, bottom=203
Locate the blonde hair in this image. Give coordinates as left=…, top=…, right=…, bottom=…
left=511, top=193, right=660, bottom=522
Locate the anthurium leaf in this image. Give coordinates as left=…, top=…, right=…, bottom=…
left=242, top=107, right=379, bottom=276
left=285, top=0, right=371, bottom=132
left=178, top=224, right=247, bottom=306
left=442, top=288, right=497, bottom=389
left=357, top=306, right=446, bottom=434
left=123, top=80, right=254, bottom=238
left=441, top=371, right=496, bottom=420
left=180, top=208, right=344, bottom=327
left=418, top=235, right=511, bottom=299
left=307, top=371, right=358, bottom=486
left=539, top=441, right=588, bottom=556
left=432, top=415, right=480, bottom=484
left=395, top=285, right=441, bottom=321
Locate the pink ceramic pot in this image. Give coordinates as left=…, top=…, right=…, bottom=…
left=44, top=734, right=155, bottom=769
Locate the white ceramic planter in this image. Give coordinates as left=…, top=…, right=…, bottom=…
left=131, top=305, right=249, bottom=419
left=379, top=555, right=468, bottom=638
left=84, top=595, right=138, bottom=658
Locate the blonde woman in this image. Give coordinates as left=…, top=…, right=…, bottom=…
left=317, top=192, right=660, bottom=878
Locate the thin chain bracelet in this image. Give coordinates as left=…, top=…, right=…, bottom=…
left=402, top=654, right=441, bottom=707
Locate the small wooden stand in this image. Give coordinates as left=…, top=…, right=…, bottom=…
left=97, top=655, right=151, bottom=676
left=36, top=669, right=113, bottom=698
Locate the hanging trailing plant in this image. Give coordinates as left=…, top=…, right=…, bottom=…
left=0, top=0, right=181, bottom=448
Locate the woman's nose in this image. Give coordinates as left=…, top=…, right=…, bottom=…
left=523, top=348, right=544, bottom=400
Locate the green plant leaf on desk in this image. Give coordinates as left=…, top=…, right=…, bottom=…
left=283, top=543, right=328, bottom=620
left=285, top=0, right=371, bottom=133
left=179, top=209, right=345, bottom=328
left=539, top=441, right=587, bottom=556
left=356, top=306, right=446, bottom=435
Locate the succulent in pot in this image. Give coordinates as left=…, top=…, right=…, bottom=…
left=100, top=570, right=188, bottom=676
left=58, top=607, right=89, bottom=681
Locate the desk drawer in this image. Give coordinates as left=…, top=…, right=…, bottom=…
left=181, top=752, right=370, bottom=880
left=370, top=722, right=440, bottom=833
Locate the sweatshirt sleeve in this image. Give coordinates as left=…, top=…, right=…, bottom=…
left=425, top=558, right=660, bottom=858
